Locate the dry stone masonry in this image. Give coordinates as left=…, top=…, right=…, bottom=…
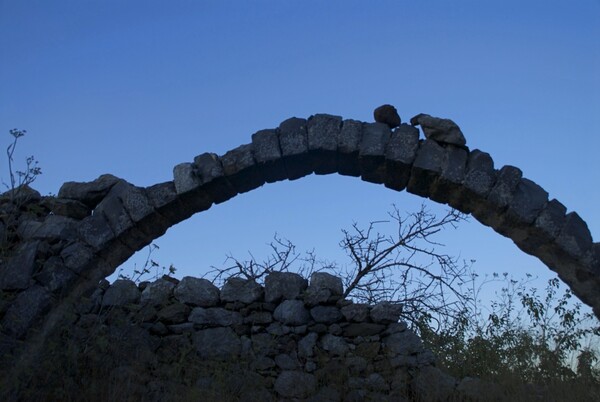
left=0, top=108, right=598, bottom=399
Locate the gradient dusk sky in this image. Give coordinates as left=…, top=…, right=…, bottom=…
left=1, top=1, right=599, bottom=307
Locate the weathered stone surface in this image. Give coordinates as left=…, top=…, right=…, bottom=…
left=505, top=178, right=548, bottom=224
left=0, top=184, right=41, bottom=204
left=174, top=276, right=220, bottom=306
left=279, top=117, right=312, bottom=180
left=452, top=150, right=497, bottom=215
left=273, top=299, right=310, bottom=325
left=19, top=215, right=78, bottom=240
left=407, top=139, right=445, bottom=197
left=462, top=150, right=496, bottom=198
left=320, top=334, right=349, bottom=355
left=430, top=145, right=468, bottom=204
left=1, top=285, right=51, bottom=338
left=244, top=311, right=273, bottom=325
left=60, top=241, right=95, bottom=276
left=341, top=303, right=370, bottom=322
left=251, top=129, right=286, bottom=183
left=487, top=165, right=522, bottom=208
left=384, top=124, right=420, bottom=191
left=308, top=114, right=342, bottom=174
left=274, top=370, right=317, bottom=398
left=374, top=104, right=401, bottom=128
left=36, top=256, right=78, bottom=293
left=534, top=199, right=567, bottom=240
left=298, top=332, right=318, bottom=358
left=58, top=174, right=121, bottom=208
left=220, top=277, right=263, bottom=304
left=310, top=305, right=342, bottom=324
left=0, top=241, right=40, bottom=290
left=264, top=271, right=308, bottom=302
left=42, top=197, right=90, bottom=219
left=556, top=212, right=593, bottom=258
left=410, top=113, right=466, bottom=146
left=220, top=144, right=264, bottom=193
left=384, top=329, right=423, bottom=356
left=77, top=214, right=115, bottom=254
left=173, top=162, right=201, bottom=195
left=140, top=278, right=175, bottom=306
left=193, top=153, right=237, bottom=204
left=343, top=323, right=386, bottom=337
left=193, top=327, right=241, bottom=359
left=359, top=122, right=391, bottom=184
left=309, top=272, right=344, bottom=295
left=157, top=302, right=190, bottom=324
left=337, top=119, right=363, bottom=177
left=102, top=279, right=140, bottom=306
left=370, top=302, right=402, bottom=323
left=188, top=307, right=243, bottom=326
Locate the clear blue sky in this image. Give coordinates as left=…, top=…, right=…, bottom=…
left=1, top=1, right=599, bottom=306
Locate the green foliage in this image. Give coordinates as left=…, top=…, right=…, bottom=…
left=419, top=273, right=600, bottom=390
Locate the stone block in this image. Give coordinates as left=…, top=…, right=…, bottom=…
left=274, top=370, right=317, bottom=399
left=188, top=307, right=243, bottom=326
left=109, top=181, right=170, bottom=240
left=220, top=144, right=265, bottom=193
left=94, top=194, right=150, bottom=252
left=102, top=279, right=140, bottom=306
left=505, top=178, right=549, bottom=224
left=384, top=124, right=419, bottom=192
left=264, top=272, right=308, bottom=303
left=359, top=122, right=391, bottom=184
left=58, top=174, right=121, bottom=208
left=42, top=197, right=90, bottom=219
left=279, top=117, right=313, bottom=180
left=0, top=241, right=40, bottom=290
left=406, top=139, right=444, bottom=198
left=174, top=276, right=220, bottom=307
left=251, top=129, right=287, bottom=183
left=193, top=153, right=237, bottom=204
left=61, top=241, right=96, bottom=276
left=193, top=327, right=241, bottom=359
left=449, top=150, right=496, bottom=214
left=337, top=119, right=363, bottom=177
left=534, top=199, right=567, bottom=240
left=173, top=163, right=201, bottom=194
left=430, top=145, right=468, bottom=204
left=309, top=272, right=344, bottom=295
left=145, top=181, right=194, bottom=224
left=556, top=212, right=593, bottom=259
left=1, top=285, right=51, bottom=338
left=221, top=277, right=264, bottom=303
left=307, top=114, right=342, bottom=174
left=310, top=305, right=343, bottom=324
left=273, top=299, right=310, bottom=325
left=36, top=256, right=79, bottom=294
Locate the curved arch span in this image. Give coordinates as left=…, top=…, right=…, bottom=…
left=1, top=113, right=598, bottom=375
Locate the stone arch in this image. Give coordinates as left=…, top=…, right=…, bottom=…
left=1, top=113, right=598, bottom=379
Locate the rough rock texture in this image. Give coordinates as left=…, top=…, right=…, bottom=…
left=0, top=109, right=597, bottom=401
left=410, top=113, right=467, bottom=146
left=374, top=104, right=401, bottom=128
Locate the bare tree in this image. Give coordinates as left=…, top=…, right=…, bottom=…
left=336, top=204, right=471, bottom=327
left=205, top=204, right=472, bottom=327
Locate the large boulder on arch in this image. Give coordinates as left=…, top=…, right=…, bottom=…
left=410, top=113, right=467, bottom=146
left=58, top=174, right=122, bottom=208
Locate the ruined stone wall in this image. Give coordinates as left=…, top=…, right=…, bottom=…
left=23, top=271, right=485, bottom=401
left=0, top=111, right=598, bottom=399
